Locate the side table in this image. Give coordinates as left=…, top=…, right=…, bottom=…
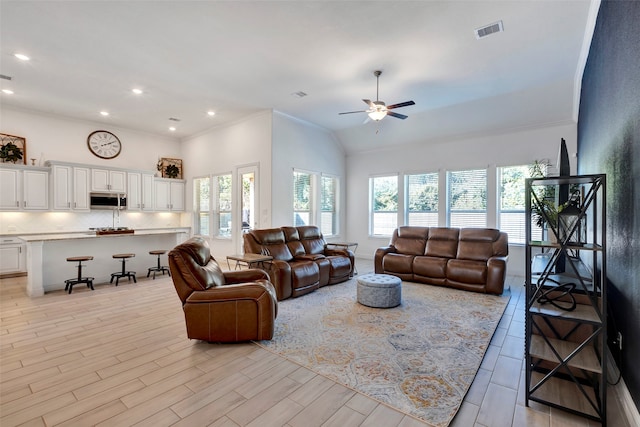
left=226, top=253, right=273, bottom=270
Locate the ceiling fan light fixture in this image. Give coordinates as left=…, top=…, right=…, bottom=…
left=368, top=110, right=387, bottom=121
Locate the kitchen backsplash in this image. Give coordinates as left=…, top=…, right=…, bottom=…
left=0, top=211, right=189, bottom=234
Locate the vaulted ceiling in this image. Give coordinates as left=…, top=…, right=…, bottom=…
left=0, top=1, right=593, bottom=154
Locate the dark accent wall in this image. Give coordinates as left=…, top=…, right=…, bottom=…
left=577, top=0, right=640, bottom=410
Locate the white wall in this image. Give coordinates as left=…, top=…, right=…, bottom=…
left=180, top=111, right=273, bottom=258
left=271, top=112, right=346, bottom=235
left=344, top=122, right=578, bottom=276
left=0, top=107, right=184, bottom=233
left=2, top=107, right=180, bottom=170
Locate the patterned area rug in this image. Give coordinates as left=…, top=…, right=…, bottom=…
left=256, top=278, right=510, bottom=426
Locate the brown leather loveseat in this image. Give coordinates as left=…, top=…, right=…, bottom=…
left=375, top=226, right=508, bottom=295
left=243, top=226, right=354, bottom=300
left=169, top=236, right=278, bottom=342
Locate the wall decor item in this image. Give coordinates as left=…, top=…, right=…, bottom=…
left=159, top=157, right=182, bottom=179
left=87, top=130, right=121, bottom=159
left=0, top=133, right=26, bottom=164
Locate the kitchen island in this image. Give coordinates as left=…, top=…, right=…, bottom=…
left=19, top=228, right=190, bottom=296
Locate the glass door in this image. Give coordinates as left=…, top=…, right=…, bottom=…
left=237, top=164, right=259, bottom=253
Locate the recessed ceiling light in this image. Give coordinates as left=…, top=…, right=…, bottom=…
left=100, top=111, right=109, bottom=116
left=207, top=111, right=215, bottom=116
left=2, top=89, right=14, bottom=95
left=169, top=127, right=176, bottom=131
left=132, top=88, right=143, bottom=95
left=14, top=53, right=30, bottom=61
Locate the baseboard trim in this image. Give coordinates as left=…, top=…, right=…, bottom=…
left=607, top=349, right=640, bottom=426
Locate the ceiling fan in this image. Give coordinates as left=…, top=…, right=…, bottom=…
left=339, top=70, right=415, bottom=121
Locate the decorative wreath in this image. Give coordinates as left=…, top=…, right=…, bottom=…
left=164, top=164, right=180, bottom=179
left=0, top=142, right=24, bottom=163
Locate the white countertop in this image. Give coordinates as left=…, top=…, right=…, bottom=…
left=17, top=227, right=191, bottom=242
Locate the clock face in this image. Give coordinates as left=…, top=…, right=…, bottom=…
left=87, top=130, right=121, bottom=159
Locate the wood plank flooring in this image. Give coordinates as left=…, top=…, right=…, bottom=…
left=0, top=260, right=629, bottom=426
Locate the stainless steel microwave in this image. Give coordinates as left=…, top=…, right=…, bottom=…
left=90, top=193, right=127, bottom=210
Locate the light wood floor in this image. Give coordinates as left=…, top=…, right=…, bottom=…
left=0, top=260, right=629, bottom=427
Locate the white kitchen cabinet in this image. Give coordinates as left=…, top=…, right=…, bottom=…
left=127, top=172, right=155, bottom=211
left=154, top=178, right=185, bottom=211
left=0, top=168, right=20, bottom=209
left=0, top=237, right=27, bottom=275
left=51, top=164, right=90, bottom=211
left=91, top=168, right=126, bottom=193
left=0, top=166, right=49, bottom=211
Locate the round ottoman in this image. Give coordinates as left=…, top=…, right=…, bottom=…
left=357, top=274, right=402, bottom=308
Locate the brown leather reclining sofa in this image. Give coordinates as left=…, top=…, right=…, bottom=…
left=375, top=226, right=508, bottom=295
left=169, top=236, right=278, bottom=342
left=243, top=225, right=354, bottom=300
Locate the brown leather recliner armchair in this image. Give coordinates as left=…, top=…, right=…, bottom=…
left=168, top=236, right=278, bottom=342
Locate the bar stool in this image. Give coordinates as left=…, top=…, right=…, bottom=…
left=147, top=250, right=171, bottom=279
left=110, top=253, right=137, bottom=286
left=65, top=256, right=95, bottom=294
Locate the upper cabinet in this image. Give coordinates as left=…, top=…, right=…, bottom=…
left=0, top=165, right=49, bottom=211
left=91, top=168, right=126, bottom=193
left=50, top=164, right=90, bottom=211
left=154, top=178, right=185, bottom=211
left=127, top=172, right=155, bottom=211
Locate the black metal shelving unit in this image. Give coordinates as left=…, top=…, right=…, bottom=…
left=525, top=174, right=607, bottom=425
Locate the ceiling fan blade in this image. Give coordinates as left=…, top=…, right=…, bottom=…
left=338, top=110, right=367, bottom=115
left=363, top=116, right=371, bottom=125
left=387, top=111, right=408, bottom=120
left=387, top=100, right=415, bottom=110
left=363, top=99, right=375, bottom=108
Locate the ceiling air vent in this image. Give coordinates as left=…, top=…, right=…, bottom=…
left=0, top=74, right=12, bottom=81
left=475, top=20, right=504, bottom=39
left=168, top=117, right=181, bottom=122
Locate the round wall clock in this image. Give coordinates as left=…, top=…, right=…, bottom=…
left=87, top=130, right=122, bottom=159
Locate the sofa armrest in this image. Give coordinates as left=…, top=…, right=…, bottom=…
left=263, top=259, right=293, bottom=301
left=486, top=255, right=508, bottom=295
left=185, top=281, right=275, bottom=303
left=374, top=246, right=396, bottom=273
left=223, top=269, right=270, bottom=284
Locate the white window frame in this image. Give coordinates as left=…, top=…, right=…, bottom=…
left=498, top=164, right=543, bottom=244
left=193, top=172, right=233, bottom=239
left=405, top=172, right=439, bottom=227
left=320, top=173, right=339, bottom=237
left=446, top=168, right=487, bottom=228
left=370, top=174, right=399, bottom=236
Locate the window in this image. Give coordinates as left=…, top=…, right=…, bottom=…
left=370, top=175, right=398, bottom=236
left=498, top=164, right=542, bottom=244
left=406, top=172, right=438, bottom=227
left=447, top=169, right=487, bottom=228
left=193, top=177, right=210, bottom=236
left=193, top=173, right=232, bottom=238
left=293, top=170, right=312, bottom=226
left=215, top=174, right=232, bottom=237
left=321, top=175, right=338, bottom=236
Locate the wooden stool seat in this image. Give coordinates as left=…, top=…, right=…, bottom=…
left=110, top=253, right=137, bottom=286
left=147, top=250, right=171, bottom=279
left=65, top=256, right=94, bottom=294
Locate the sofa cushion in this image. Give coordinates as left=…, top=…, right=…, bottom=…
left=392, top=226, right=429, bottom=255
left=289, top=260, right=320, bottom=289
left=383, top=253, right=415, bottom=274
left=456, top=228, right=501, bottom=261
left=413, top=256, right=448, bottom=279
left=425, top=227, right=459, bottom=258
left=200, top=259, right=226, bottom=289
left=297, top=225, right=326, bottom=255
left=180, top=235, right=211, bottom=266
left=447, top=259, right=487, bottom=284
